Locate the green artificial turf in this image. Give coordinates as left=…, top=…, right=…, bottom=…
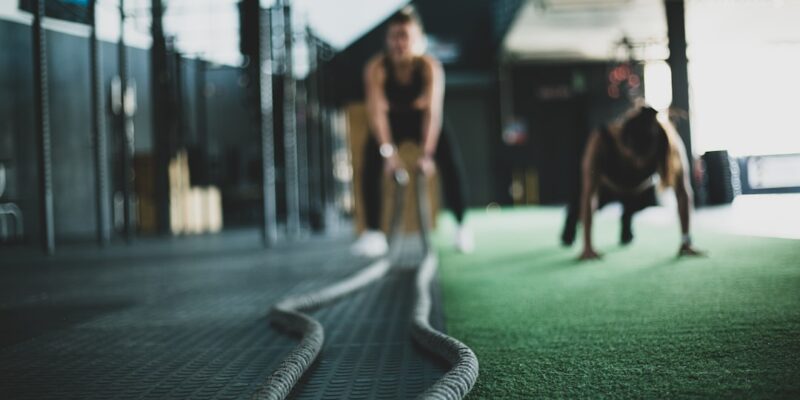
left=435, top=207, right=800, bottom=399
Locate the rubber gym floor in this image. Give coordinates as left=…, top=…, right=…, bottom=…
left=1, top=203, right=798, bottom=399
left=0, top=232, right=446, bottom=399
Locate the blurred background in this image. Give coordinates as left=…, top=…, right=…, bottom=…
left=1, top=0, right=799, bottom=251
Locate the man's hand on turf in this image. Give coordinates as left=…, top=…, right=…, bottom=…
left=579, top=247, right=602, bottom=261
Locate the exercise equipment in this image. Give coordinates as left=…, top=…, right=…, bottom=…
left=701, top=150, right=739, bottom=205
left=254, top=169, right=478, bottom=400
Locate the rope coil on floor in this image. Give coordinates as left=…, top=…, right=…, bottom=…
left=253, top=257, right=393, bottom=400
left=252, top=171, right=409, bottom=400
left=410, top=171, right=479, bottom=400
left=253, top=169, right=478, bottom=400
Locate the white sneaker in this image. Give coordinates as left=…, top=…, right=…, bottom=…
left=350, top=230, right=389, bottom=257
left=454, top=225, right=475, bottom=254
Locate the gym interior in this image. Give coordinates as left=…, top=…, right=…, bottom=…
left=1, top=0, right=798, bottom=398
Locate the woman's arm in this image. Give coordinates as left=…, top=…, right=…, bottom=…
left=416, top=56, right=445, bottom=159
left=672, top=141, right=704, bottom=256
left=364, top=56, right=402, bottom=173
left=580, top=132, right=602, bottom=260
left=675, top=165, right=692, bottom=237
left=364, top=56, right=392, bottom=147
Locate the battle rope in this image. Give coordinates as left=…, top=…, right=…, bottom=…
left=253, top=169, right=479, bottom=400
left=252, top=170, right=409, bottom=400
left=410, top=170, right=479, bottom=400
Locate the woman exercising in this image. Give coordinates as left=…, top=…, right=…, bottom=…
left=564, top=105, right=703, bottom=260
left=351, top=7, right=473, bottom=257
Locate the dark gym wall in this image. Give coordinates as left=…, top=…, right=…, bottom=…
left=180, top=58, right=198, bottom=148
left=0, top=16, right=262, bottom=241
left=0, top=18, right=155, bottom=242
left=47, top=27, right=97, bottom=240
left=0, top=18, right=38, bottom=241
left=506, top=62, right=635, bottom=205
left=205, top=66, right=252, bottom=160
left=444, top=84, right=498, bottom=207
left=204, top=65, right=263, bottom=227
left=127, top=44, right=153, bottom=155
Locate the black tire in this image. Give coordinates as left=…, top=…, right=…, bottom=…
left=701, top=150, right=737, bottom=205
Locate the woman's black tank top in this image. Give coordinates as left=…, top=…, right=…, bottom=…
left=597, top=126, right=660, bottom=191
left=384, top=55, right=425, bottom=141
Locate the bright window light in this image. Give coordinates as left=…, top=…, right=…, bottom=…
left=686, top=1, right=800, bottom=157
left=644, top=61, right=672, bottom=112
left=689, top=46, right=800, bottom=156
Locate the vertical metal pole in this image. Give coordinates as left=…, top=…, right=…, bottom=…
left=196, top=59, right=208, bottom=162
left=281, top=1, right=301, bottom=238
left=260, top=7, right=279, bottom=245
left=305, top=30, right=322, bottom=230
left=296, top=61, right=310, bottom=233
left=89, top=0, right=111, bottom=246
left=32, top=0, right=55, bottom=254
left=665, top=0, right=693, bottom=161
left=317, top=46, right=334, bottom=221
left=118, top=0, right=134, bottom=242
left=173, top=52, right=185, bottom=147
left=151, top=0, right=171, bottom=234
